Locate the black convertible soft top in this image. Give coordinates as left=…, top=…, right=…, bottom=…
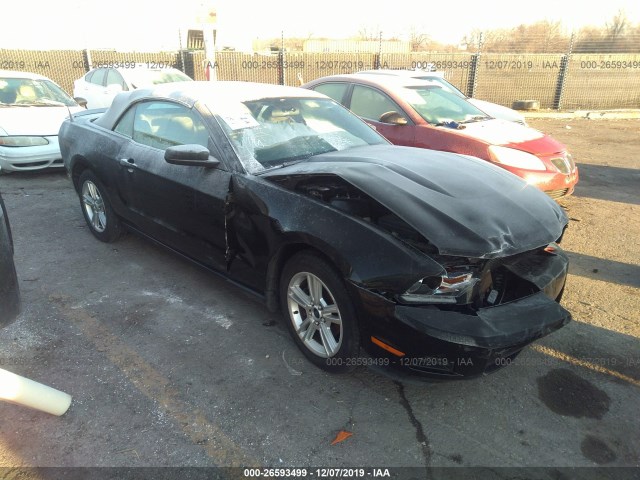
left=94, top=81, right=326, bottom=130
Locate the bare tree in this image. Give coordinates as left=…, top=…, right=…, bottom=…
left=356, top=25, right=380, bottom=41
left=461, top=29, right=484, bottom=51
left=607, top=10, right=628, bottom=38
left=409, top=27, right=431, bottom=51
left=462, top=21, right=568, bottom=53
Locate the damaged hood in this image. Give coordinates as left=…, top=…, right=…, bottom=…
left=264, top=145, right=568, bottom=258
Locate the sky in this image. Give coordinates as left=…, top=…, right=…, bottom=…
left=1, top=0, right=639, bottom=51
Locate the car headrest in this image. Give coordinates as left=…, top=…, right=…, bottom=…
left=264, top=105, right=300, bottom=121
left=17, top=85, right=37, bottom=100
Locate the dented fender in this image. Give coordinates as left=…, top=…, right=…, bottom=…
left=226, top=174, right=445, bottom=302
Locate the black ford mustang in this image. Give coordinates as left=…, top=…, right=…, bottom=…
left=59, top=81, right=571, bottom=378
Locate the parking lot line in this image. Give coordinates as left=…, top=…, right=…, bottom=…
left=532, top=344, right=640, bottom=388
left=49, top=294, right=258, bottom=468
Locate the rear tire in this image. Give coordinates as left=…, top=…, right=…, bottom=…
left=78, top=170, right=123, bottom=243
left=280, top=252, right=360, bottom=373
left=512, top=99, right=540, bottom=111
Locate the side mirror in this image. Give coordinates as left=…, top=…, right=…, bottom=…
left=379, top=111, right=408, bottom=126
left=74, top=97, right=88, bottom=108
left=164, top=144, right=220, bottom=168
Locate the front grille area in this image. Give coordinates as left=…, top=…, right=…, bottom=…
left=14, top=161, right=49, bottom=169
left=546, top=188, right=569, bottom=199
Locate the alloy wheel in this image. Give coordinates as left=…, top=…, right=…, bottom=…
left=82, top=180, right=107, bottom=233
left=287, top=271, right=343, bottom=358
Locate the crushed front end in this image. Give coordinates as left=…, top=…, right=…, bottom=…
left=352, top=244, right=571, bottom=378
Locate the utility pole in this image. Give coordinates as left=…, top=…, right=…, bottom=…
left=198, top=2, right=217, bottom=81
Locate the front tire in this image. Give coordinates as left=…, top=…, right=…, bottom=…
left=78, top=170, right=123, bottom=243
left=280, top=252, right=360, bottom=373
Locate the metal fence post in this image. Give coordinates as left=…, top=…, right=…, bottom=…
left=177, top=29, right=186, bottom=74
left=278, top=30, right=286, bottom=85
left=553, top=32, right=574, bottom=110
left=82, top=49, right=92, bottom=72
left=376, top=31, right=383, bottom=70
left=467, top=32, right=483, bottom=98
left=182, top=51, right=196, bottom=79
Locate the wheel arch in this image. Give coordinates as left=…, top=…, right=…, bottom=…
left=265, top=240, right=350, bottom=313
left=70, top=155, right=92, bottom=193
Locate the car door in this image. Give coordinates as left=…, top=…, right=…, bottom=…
left=113, top=100, right=230, bottom=270
left=346, top=84, right=416, bottom=146
left=74, top=70, right=94, bottom=103
left=82, top=68, right=107, bottom=108
left=103, top=69, right=127, bottom=107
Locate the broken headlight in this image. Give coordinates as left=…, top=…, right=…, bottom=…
left=399, top=270, right=479, bottom=305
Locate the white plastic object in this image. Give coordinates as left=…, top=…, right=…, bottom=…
left=0, top=368, right=72, bottom=416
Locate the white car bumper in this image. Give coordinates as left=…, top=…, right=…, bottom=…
left=0, top=136, right=64, bottom=172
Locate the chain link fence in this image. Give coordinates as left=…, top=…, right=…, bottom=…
left=2, top=33, right=639, bottom=110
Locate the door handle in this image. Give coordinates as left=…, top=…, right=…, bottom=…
left=119, top=158, right=137, bottom=170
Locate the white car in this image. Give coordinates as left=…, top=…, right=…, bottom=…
left=0, top=70, right=84, bottom=173
left=358, top=69, right=527, bottom=125
left=73, top=65, right=192, bottom=109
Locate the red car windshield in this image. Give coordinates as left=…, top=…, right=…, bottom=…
left=400, top=86, right=489, bottom=125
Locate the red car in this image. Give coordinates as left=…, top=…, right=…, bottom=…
left=303, top=74, right=578, bottom=199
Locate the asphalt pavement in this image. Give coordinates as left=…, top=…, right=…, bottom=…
left=0, top=141, right=638, bottom=477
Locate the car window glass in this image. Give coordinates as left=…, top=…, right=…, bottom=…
left=0, top=77, right=76, bottom=106
left=106, top=69, right=126, bottom=89
left=350, top=85, right=405, bottom=122
left=85, top=70, right=94, bottom=82
left=127, top=69, right=192, bottom=88
left=415, top=76, right=465, bottom=97
left=401, top=86, right=487, bottom=124
left=215, top=97, right=386, bottom=173
left=90, top=69, right=106, bottom=86
left=313, top=83, right=349, bottom=105
left=130, top=101, right=209, bottom=150
left=114, top=105, right=135, bottom=137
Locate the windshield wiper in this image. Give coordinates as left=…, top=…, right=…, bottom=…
left=460, top=115, right=490, bottom=124
left=6, top=99, right=68, bottom=107
left=435, top=120, right=464, bottom=129
left=25, top=101, right=64, bottom=107
left=0, top=103, right=33, bottom=107
left=280, top=159, right=308, bottom=168
left=259, top=157, right=310, bottom=173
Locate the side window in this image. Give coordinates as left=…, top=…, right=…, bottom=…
left=114, top=105, right=135, bottom=137
left=313, top=83, right=349, bottom=105
left=84, top=70, right=94, bottom=83
left=105, top=69, right=126, bottom=89
left=350, top=85, right=405, bottom=122
left=129, top=101, right=209, bottom=150
left=90, top=69, right=106, bottom=86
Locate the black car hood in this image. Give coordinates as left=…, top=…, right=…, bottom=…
left=263, top=145, right=568, bottom=258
